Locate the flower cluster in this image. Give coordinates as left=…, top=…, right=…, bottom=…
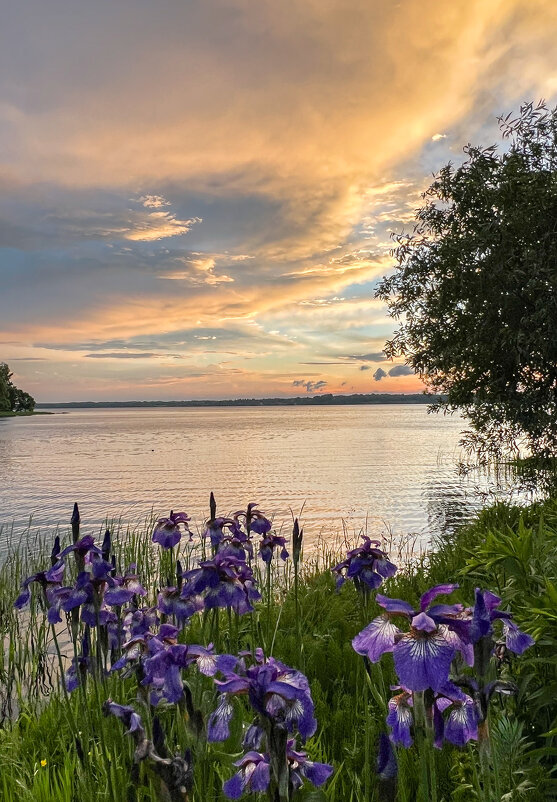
left=112, top=622, right=234, bottom=705
left=332, top=535, right=397, bottom=593
left=153, top=499, right=289, bottom=617
left=14, top=533, right=147, bottom=632
left=208, top=648, right=317, bottom=743
left=15, top=501, right=331, bottom=801
left=352, top=584, right=534, bottom=749
left=181, top=551, right=261, bottom=615
left=207, top=648, right=332, bottom=799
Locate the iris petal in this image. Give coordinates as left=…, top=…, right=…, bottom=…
left=394, top=632, right=455, bottom=692
left=419, top=584, right=459, bottom=611
left=208, top=696, right=234, bottom=742
left=353, top=615, right=400, bottom=662
left=376, top=595, right=414, bottom=616
left=503, top=620, right=535, bottom=654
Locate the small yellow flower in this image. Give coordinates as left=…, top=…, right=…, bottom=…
left=40, top=759, right=47, bottom=768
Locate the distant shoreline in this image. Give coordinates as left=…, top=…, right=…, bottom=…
left=37, top=393, right=441, bottom=409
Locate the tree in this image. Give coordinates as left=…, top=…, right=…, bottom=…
left=0, top=363, right=12, bottom=412
left=12, top=389, right=35, bottom=412
left=0, top=362, right=35, bottom=413
left=376, top=101, right=557, bottom=460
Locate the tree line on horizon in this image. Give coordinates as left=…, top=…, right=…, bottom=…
left=37, top=392, right=439, bottom=408
left=0, top=363, right=35, bottom=413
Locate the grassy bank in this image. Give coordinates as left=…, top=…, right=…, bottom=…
left=0, top=499, right=555, bottom=801
left=0, top=410, right=51, bottom=417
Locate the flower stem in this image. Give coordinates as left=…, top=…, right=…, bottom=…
left=413, top=691, right=433, bottom=802
left=478, top=720, right=494, bottom=802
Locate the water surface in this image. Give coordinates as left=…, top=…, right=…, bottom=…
left=0, top=406, right=523, bottom=552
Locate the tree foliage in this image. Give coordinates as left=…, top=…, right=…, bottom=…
left=377, top=101, right=557, bottom=459
left=0, top=362, right=35, bottom=412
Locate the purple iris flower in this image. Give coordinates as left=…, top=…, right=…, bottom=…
left=152, top=511, right=191, bottom=549
left=287, top=740, right=333, bottom=792
left=123, top=607, right=159, bottom=639
left=258, top=533, right=289, bottom=564
left=105, top=609, right=124, bottom=650
left=218, top=525, right=255, bottom=561
left=223, top=751, right=271, bottom=799
left=471, top=588, right=534, bottom=655
left=234, top=504, right=272, bottom=536
left=87, top=551, right=115, bottom=582
left=353, top=585, right=468, bottom=692
left=222, top=740, right=332, bottom=800
left=208, top=651, right=316, bottom=743
left=204, top=517, right=243, bottom=549
left=56, top=571, right=112, bottom=627
left=332, top=535, right=397, bottom=593
left=60, top=535, right=101, bottom=560
left=386, top=690, right=414, bottom=747
left=157, top=586, right=204, bottom=621
left=104, top=566, right=147, bottom=606
left=103, top=699, right=145, bottom=739
left=113, top=625, right=232, bottom=705
left=141, top=638, right=196, bottom=704
left=386, top=682, right=478, bottom=750
left=436, top=691, right=478, bottom=747
left=14, top=559, right=65, bottom=615
left=502, top=619, right=535, bottom=654
left=111, top=623, right=181, bottom=672
left=181, top=552, right=261, bottom=615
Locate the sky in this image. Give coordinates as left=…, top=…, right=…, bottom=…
left=1, top=0, right=556, bottom=402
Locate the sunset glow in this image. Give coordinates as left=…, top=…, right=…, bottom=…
left=1, top=0, right=556, bottom=401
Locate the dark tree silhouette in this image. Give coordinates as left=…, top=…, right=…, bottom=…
left=0, top=362, right=35, bottom=413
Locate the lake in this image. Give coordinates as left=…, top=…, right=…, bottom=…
left=0, top=405, right=524, bottom=554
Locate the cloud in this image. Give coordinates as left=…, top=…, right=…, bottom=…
left=138, top=195, right=170, bottom=209
left=359, top=365, right=371, bottom=371
left=34, top=339, right=171, bottom=352
left=388, top=364, right=414, bottom=377
left=341, top=352, right=387, bottom=362
left=431, top=133, right=447, bottom=141
left=123, top=210, right=201, bottom=242
left=293, top=379, right=328, bottom=393
left=0, top=186, right=201, bottom=249
left=158, top=254, right=235, bottom=285
left=84, top=352, right=165, bottom=359
left=373, top=364, right=415, bottom=381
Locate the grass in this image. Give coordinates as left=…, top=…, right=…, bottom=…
left=0, top=499, right=556, bottom=801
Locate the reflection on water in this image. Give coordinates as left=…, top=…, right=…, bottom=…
left=0, top=406, right=529, bottom=555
